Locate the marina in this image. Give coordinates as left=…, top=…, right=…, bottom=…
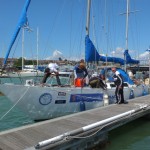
left=0, top=0, right=150, bottom=122
left=0, top=0, right=150, bottom=149
left=0, top=95, right=150, bottom=150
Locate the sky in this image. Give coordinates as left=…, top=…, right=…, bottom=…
left=0, top=0, right=150, bottom=63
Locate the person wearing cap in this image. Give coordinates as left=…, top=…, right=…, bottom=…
left=111, top=67, right=127, bottom=104
left=73, top=61, right=88, bottom=86
left=41, top=63, right=61, bottom=86
left=74, top=59, right=85, bottom=69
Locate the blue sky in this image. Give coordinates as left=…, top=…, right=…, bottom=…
left=0, top=0, right=150, bottom=62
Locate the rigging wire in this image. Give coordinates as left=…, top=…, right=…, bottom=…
left=68, top=1, right=73, bottom=60
left=11, top=31, right=22, bottom=61
left=68, top=1, right=86, bottom=60
left=129, top=0, right=140, bottom=60
left=41, top=0, right=66, bottom=60
left=91, top=1, right=98, bottom=67
left=77, top=5, right=86, bottom=60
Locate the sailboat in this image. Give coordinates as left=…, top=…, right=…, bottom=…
left=0, top=0, right=148, bottom=121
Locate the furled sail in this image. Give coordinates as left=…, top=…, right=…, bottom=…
left=85, top=35, right=100, bottom=62
left=85, top=35, right=125, bottom=65
left=124, top=50, right=140, bottom=64
left=3, top=0, right=31, bottom=67
left=85, top=35, right=140, bottom=65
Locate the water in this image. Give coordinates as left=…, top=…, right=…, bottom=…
left=101, top=117, right=150, bottom=150
left=0, top=96, right=34, bottom=131
left=0, top=95, right=150, bottom=149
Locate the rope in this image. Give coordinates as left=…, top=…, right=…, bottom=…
left=62, top=111, right=132, bottom=141
left=0, top=86, right=30, bottom=120
left=63, top=104, right=149, bottom=141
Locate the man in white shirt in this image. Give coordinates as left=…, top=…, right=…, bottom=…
left=41, top=63, right=61, bottom=86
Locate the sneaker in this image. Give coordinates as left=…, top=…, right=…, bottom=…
left=118, top=102, right=122, bottom=104
left=123, top=101, right=128, bottom=104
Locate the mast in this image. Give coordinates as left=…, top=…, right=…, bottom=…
left=86, top=0, right=91, bottom=36
left=123, top=0, right=139, bottom=71
left=85, top=0, right=91, bottom=66
left=125, top=0, right=129, bottom=51
left=37, top=27, right=39, bottom=68
left=22, top=28, right=25, bottom=71
left=124, top=0, right=129, bottom=71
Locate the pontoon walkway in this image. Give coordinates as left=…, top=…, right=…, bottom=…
left=0, top=95, right=150, bottom=150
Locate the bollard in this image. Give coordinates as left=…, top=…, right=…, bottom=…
left=103, top=93, right=109, bottom=106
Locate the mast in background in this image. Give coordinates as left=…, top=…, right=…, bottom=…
left=2, top=0, right=31, bottom=69
left=120, top=0, right=139, bottom=71
left=22, top=28, right=25, bottom=71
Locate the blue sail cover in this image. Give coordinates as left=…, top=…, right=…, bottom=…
left=117, top=68, right=134, bottom=85
left=99, top=55, right=124, bottom=65
left=3, top=0, right=31, bottom=66
left=85, top=35, right=100, bottom=62
left=85, top=35, right=125, bottom=65
left=124, top=49, right=139, bottom=64
left=85, top=35, right=140, bottom=65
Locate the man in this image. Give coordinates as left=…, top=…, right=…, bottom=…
left=41, top=63, right=61, bottom=86
left=74, top=59, right=85, bottom=70
left=111, top=67, right=127, bottom=104
left=74, top=62, right=88, bottom=86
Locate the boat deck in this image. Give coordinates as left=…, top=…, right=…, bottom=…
left=0, top=95, right=150, bottom=150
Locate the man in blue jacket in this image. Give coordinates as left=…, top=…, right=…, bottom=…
left=74, top=60, right=88, bottom=86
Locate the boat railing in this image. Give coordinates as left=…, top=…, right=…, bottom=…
left=45, top=72, right=73, bottom=87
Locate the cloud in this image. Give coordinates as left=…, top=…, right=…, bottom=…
left=139, top=51, right=149, bottom=60
left=45, top=49, right=85, bottom=61
left=110, top=47, right=124, bottom=58
left=45, top=50, right=64, bottom=60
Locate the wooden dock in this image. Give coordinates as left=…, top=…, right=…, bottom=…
left=0, top=95, right=150, bottom=150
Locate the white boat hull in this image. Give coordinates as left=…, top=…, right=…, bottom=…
left=7, top=71, right=44, bottom=77
left=0, top=83, right=148, bottom=121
